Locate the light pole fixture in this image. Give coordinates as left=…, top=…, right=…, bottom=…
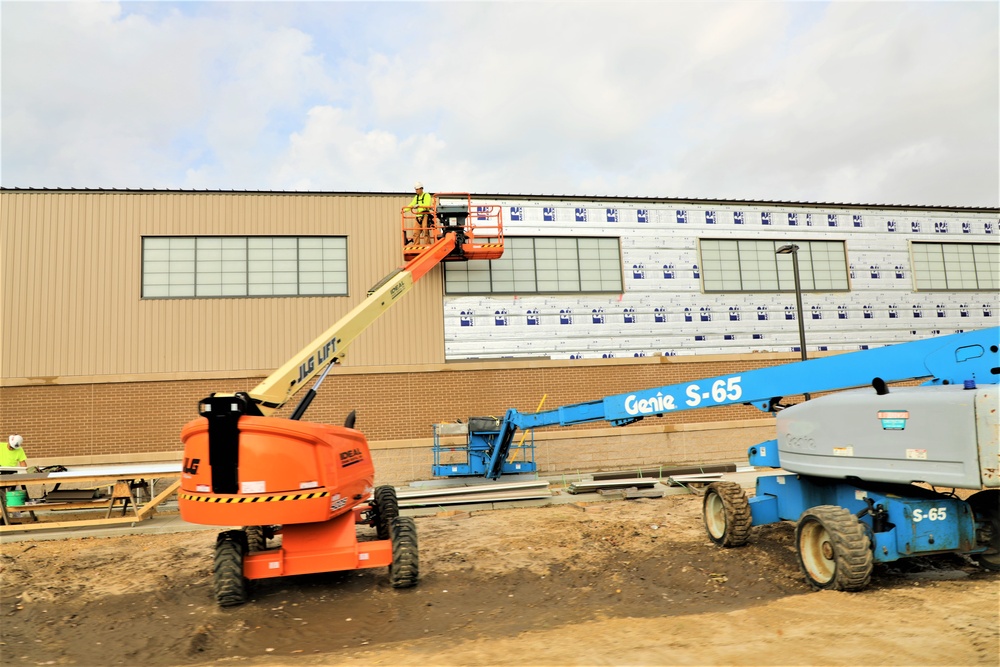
left=776, top=244, right=807, bottom=362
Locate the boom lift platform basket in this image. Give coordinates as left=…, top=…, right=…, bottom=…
left=402, top=193, right=503, bottom=262
left=432, top=418, right=537, bottom=477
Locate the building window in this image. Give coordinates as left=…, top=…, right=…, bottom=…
left=141, top=236, right=348, bottom=298
left=911, top=242, right=998, bottom=291
left=444, top=236, right=622, bottom=294
left=699, top=239, right=849, bottom=292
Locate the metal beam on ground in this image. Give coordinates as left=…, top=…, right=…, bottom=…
left=395, top=480, right=549, bottom=500
left=591, top=464, right=737, bottom=481
left=398, top=488, right=553, bottom=508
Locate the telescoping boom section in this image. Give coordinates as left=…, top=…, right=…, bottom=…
left=481, top=327, right=999, bottom=479
left=246, top=231, right=464, bottom=417
left=223, top=193, right=503, bottom=418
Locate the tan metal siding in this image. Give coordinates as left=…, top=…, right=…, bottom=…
left=1, top=191, right=447, bottom=381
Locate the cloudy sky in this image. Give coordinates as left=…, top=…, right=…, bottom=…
left=2, top=1, right=997, bottom=206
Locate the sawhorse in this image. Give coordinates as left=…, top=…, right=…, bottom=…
left=105, top=480, right=140, bottom=518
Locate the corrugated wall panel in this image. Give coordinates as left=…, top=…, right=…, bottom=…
left=1, top=194, right=26, bottom=378
left=2, top=191, right=448, bottom=380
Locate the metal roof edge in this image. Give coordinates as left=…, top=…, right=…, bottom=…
left=0, top=186, right=996, bottom=212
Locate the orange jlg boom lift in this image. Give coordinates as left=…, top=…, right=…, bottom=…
left=179, top=194, right=504, bottom=606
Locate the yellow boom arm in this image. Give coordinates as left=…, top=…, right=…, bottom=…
left=245, top=233, right=459, bottom=416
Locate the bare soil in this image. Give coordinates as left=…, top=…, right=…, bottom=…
left=1, top=494, right=997, bottom=666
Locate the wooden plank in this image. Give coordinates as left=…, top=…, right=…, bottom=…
left=0, top=472, right=180, bottom=489
left=44, top=489, right=101, bottom=501
left=8, top=500, right=112, bottom=512
left=136, top=479, right=181, bottom=518
left=0, top=515, right=150, bottom=533
left=624, top=488, right=666, bottom=499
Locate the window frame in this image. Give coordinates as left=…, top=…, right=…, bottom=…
left=141, top=235, right=349, bottom=299
left=443, top=236, right=623, bottom=295
left=698, top=238, right=850, bottom=293
left=910, top=241, right=999, bottom=291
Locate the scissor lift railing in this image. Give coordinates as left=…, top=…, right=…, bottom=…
left=402, top=192, right=504, bottom=262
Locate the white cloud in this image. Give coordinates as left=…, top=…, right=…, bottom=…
left=272, top=105, right=447, bottom=191
left=1, top=2, right=334, bottom=189
left=1, top=1, right=996, bottom=206
left=662, top=2, right=998, bottom=205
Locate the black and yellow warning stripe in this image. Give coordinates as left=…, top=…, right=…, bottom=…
left=180, top=491, right=330, bottom=504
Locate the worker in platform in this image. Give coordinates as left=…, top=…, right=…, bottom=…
left=405, top=181, right=434, bottom=245
left=1, top=435, right=27, bottom=469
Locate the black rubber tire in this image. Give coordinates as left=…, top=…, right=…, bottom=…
left=702, top=481, right=752, bottom=547
left=374, top=485, right=399, bottom=541
left=388, top=516, right=419, bottom=589
left=244, top=526, right=266, bottom=553
left=214, top=530, right=249, bottom=607
left=968, top=490, right=1000, bottom=571
left=795, top=505, right=873, bottom=591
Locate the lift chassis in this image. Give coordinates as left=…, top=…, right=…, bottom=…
left=705, top=378, right=999, bottom=590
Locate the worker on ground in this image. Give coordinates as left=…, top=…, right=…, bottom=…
left=1, top=435, right=27, bottom=469
left=405, top=181, right=434, bottom=245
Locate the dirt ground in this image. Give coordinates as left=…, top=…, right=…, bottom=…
left=1, top=494, right=997, bottom=667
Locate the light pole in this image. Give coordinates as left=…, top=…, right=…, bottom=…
left=776, top=244, right=807, bottom=362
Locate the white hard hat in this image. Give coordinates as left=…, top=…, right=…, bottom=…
left=414, top=181, right=424, bottom=189
left=8, top=434, right=22, bottom=449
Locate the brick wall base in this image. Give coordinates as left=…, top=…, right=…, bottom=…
left=3, top=355, right=795, bottom=484
left=23, top=419, right=773, bottom=488
left=366, top=420, right=773, bottom=486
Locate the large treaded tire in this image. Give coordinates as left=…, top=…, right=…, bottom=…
left=374, top=485, right=399, bottom=541
left=703, top=481, right=752, bottom=547
left=795, top=505, right=873, bottom=591
left=388, top=516, right=419, bottom=589
left=968, top=490, right=1000, bottom=571
left=244, top=526, right=266, bottom=553
left=214, top=530, right=249, bottom=607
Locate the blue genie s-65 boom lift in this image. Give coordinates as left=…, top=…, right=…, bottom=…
left=460, top=327, right=999, bottom=590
